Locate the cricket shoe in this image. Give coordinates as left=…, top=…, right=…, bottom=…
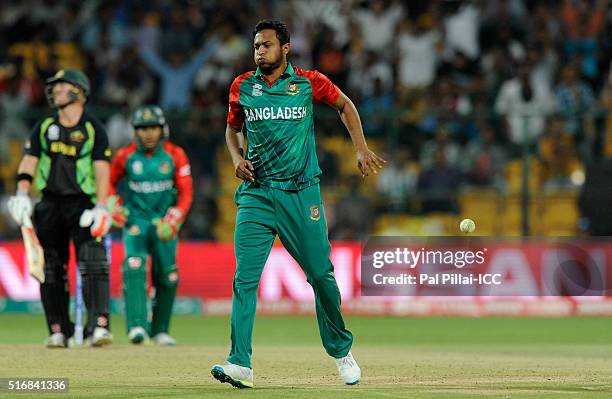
left=151, top=333, right=176, bottom=346
left=128, top=327, right=148, bottom=344
left=66, top=336, right=77, bottom=348
left=45, top=332, right=67, bottom=348
left=335, top=351, right=361, bottom=385
left=91, top=327, right=113, bottom=347
left=211, top=362, right=253, bottom=388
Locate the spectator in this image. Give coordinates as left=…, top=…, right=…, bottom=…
left=352, top=0, right=404, bottom=57
left=463, top=123, right=507, bottom=190
left=312, top=25, right=348, bottom=88
left=396, top=16, right=441, bottom=90
left=159, top=7, right=197, bottom=55
left=348, top=50, right=393, bottom=100
left=376, top=148, right=418, bottom=212
left=0, top=74, right=28, bottom=163
left=555, top=63, right=596, bottom=159
left=555, top=64, right=596, bottom=132
left=139, top=37, right=219, bottom=110
left=133, top=11, right=162, bottom=50
left=194, top=23, right=250, bottom=90
left=437, top=50, right=479, bottom=92
left=479, top=0, right=526, bottom=59
left=539, top=116, right=578, bottom=190
left=101, top=51, right=153, bottom=108
left=317, top=146, right=340, bottom=187
left=417, top=146, right=462, bottom=214
left=420, top=127, right=460, bottom=170
left=361, top=77, right=393, bottom=136
left=80, top=3, right=130, bottom=54
left=562, top=0, right=607, bottom=81
left=443, top=0, right=480, bottom=59
left=495, top=63, right=555, bottom=151
left=331, top=176, right=373, bottom=240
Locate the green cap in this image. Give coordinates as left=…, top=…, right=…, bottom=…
left=46, top=69, right=90, bottom=96
left=131, top=105, right=167, bottom=128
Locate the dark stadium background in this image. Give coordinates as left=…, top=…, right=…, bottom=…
left=0, top=0, right=610, bottom=241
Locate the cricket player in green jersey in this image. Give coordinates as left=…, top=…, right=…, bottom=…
left=211, top=20, right=385, bottom=388
left=108, top=105, right=193, bottom=345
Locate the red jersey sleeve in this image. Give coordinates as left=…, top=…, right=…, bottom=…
left=227, top=72, right=253, bottom=128
left=296, top=68, right=340, bottom=105
left=109, top=143, right=136, bottom=196
left=165, top=142, right=193, bottom=216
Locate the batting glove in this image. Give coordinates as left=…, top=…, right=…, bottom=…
left=153, top=207, right=184, bottom=240
left=79, top=204, right=111, bottom=238
left=7, top=190, right=32, bottom=226
left=107, top=195, right=129, bottom=228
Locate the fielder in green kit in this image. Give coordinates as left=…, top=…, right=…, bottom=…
left=108, top=105, right=193, bottom=346
left=211, top=20, right=385, bottom=388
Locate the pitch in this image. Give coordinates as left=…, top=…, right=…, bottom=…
left=1, top=314, right=611, bottom=398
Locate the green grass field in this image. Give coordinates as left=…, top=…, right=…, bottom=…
left=1, top=314, right=612, bottom=398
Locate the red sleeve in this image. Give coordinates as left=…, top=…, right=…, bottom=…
left=227, top=72, right=253, bottom=128
left=165, top=142, right=193, bottom=216
left=295, top=68, right=340, bottom=105
left=588, top=8, right=605, bottom=36
left=562, top=1, right=578, bottom=38
left=109, top=144, right=136, bottom=196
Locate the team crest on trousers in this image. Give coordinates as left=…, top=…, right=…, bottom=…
left=309, top=205, right=320, bottom=221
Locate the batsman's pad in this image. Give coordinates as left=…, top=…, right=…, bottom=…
left=77, top=240, right=109, bottom=273
left=78, top=240, right=110, bottom=333
left=39, top=249, right=72, bottom=336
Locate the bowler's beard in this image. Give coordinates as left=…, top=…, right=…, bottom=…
left=259, top=54, right=284, bottom=75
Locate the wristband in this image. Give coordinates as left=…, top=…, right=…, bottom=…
left=16, top=173, right=33, bottom=183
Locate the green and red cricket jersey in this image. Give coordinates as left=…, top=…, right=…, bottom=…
left=110, top=141, right=193, bottom=220
left=228, top=63, right=340, bottom=190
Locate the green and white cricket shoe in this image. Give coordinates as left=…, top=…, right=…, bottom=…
left=91, top=327, right=113, bottom=347
left=211, top=362, right=253, bottom=388
left=45, top=332, right=67, bottom=348
left=335, top=351, right=361, bottom=385
left=151, top=333, right=176, bottom=346
left=128, top=327, right=148, bottom=344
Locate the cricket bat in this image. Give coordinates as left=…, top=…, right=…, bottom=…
left=21, top=216, right=45, bottom=283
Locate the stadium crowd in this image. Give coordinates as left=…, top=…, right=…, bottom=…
left=0, top=0, right=611, bottom=239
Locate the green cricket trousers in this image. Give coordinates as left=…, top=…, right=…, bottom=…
left=122, top=217, right=178, bottom=336
left=228, top=182, right=353, bottom=368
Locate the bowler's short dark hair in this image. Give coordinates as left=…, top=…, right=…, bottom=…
left=253, top=20, right=290, bottom=45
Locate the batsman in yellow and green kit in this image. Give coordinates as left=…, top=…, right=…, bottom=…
left=109, top=105, right=193, bottom=346
left=211, top=20, right=385, bottom=388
